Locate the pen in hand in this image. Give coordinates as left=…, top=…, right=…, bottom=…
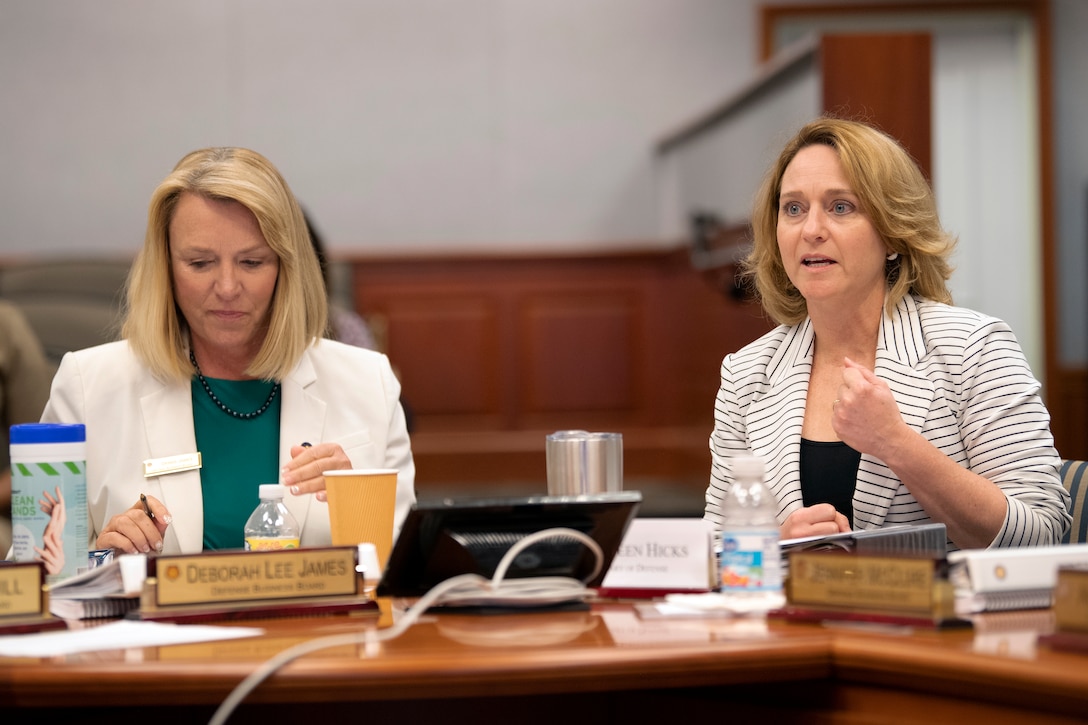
left=140, top=493, right=156, bottom=521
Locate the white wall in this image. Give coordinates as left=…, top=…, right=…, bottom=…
left=0, top=0, right=759, bottom=257
left=934, top=21, right=1043, bottom=379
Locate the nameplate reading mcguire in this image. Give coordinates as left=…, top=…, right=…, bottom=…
left=787, top=550, right=953, bottom=616
left=151, top=547, right=359, bottom=607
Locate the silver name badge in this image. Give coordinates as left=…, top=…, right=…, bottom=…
left=143, top=452, right=203, bottom=478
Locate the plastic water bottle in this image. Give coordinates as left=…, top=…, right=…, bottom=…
left=243, top=484, right=300, bottom=550
left=718, top=456, right=784, bottom=610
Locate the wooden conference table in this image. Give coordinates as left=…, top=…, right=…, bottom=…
left=1, top=600, right=1085, bottom=724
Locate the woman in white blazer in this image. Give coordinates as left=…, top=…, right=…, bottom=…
left=41, top=147, right=415, bottom=555
left=705, top=118, right=1069, bottom=551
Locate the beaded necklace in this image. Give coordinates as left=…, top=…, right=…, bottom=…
left=189, top=349, right=280, bottom=420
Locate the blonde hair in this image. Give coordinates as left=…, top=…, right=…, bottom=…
left=744, top=117, right=956, bottom=326
left=122, top=147, right=328, bottom=382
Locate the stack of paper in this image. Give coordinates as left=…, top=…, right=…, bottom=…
left=0, top=620, right=263, bottom=658
left=47, top=554, right=147, bottom=620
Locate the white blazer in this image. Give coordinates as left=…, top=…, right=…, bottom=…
left=41, top=339, right=416, bottom=555
left=705, top=295, right=1070, bottom=549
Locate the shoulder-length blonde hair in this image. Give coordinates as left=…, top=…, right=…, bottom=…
left=743, top=117, right=956, bottom=326
left=122, top=147, right=328, bottom=383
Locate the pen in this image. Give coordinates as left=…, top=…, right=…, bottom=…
left=140, top=493, right=156, bottom=521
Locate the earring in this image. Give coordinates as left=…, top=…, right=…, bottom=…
left=886, top=252, right=899, bottom=261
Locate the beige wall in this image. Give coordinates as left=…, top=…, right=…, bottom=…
left=0, top=0, right=759, bottom=257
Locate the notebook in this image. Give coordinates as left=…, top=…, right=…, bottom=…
left=948, top=543, right=1088, bottom=614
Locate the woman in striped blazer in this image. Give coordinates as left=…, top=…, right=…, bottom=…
left=704, top=118, right=1069, bottom=551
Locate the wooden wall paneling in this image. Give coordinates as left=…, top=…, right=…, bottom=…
left=1051, top=369, right=1088, bottom=460
left=371, top=286, right=506, bottom=430
left=348, top=251, right=774, bottom=513
left=519, top=287, right=642, bottom=426
left=820, top=33, right=932, bottom=178
left=642, top=252, right=706, bottom=426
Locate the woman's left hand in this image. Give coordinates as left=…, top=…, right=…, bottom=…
left=281, top=442, right=352, bottom=501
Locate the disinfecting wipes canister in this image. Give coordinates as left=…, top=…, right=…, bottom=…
left=10, top=423, right=88, bottom=583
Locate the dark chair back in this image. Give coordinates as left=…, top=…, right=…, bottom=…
left=1060, top=459, right=1088, bottom=544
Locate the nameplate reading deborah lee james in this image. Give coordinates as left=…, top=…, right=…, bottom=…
left=151, top=547, right=359, bottom=607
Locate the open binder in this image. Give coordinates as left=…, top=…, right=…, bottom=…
left=777, top=523, right=948, bottom=581
left=780, top=522, right=948, bottom=557
left=948, top=543, right=1088, bottom=614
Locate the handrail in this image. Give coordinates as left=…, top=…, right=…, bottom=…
left=655, top=33, right=818, bottom=154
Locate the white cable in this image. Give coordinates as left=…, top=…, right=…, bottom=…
left=433, top=527, right=602, bottom=607
left=491, top=527, right=603, bottom=585
left=207, top=527, right=603, bottom=725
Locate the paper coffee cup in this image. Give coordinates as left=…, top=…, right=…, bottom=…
left=324, top=469, right=398, bottom=571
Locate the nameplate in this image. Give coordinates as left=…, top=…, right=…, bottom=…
left=144, top=452, right=202, bottom=477
left=150, top=547, right=359, bottom=607
left=787, top=550, right=953, bottom=616
left=0, top=562, right=46, bottom=618
left=599, top=518, right=714, bottom=594
left=1054, top=564, right=1088, bottom=633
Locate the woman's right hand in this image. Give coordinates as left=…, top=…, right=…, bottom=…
left=780, top=503, right=851, bottom=540
left=96, top=495, right=171, bottom=554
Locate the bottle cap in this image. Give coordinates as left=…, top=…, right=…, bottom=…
left=258, top=484, right=286, bottom=500
left=10, top=423, right=86, bottom=444
left=731, top=456, right=766, bottom=479
left=357, top=543, right=382, bottom=584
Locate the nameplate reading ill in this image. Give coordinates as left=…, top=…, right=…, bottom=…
left=0, top=562, right=46, bottom=618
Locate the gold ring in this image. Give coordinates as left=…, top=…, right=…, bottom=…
left=833, top=399, right=840, bottom=408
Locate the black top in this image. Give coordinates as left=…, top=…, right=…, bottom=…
left=800, top=438, right=861, bottom=527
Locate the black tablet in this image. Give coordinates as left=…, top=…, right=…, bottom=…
left=376, top=491, right=642, bottom=598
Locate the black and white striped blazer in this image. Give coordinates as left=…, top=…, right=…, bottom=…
left=705, top=294, right=1070, bottom=549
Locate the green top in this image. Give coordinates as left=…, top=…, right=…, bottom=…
left=191, top=376, right=282, bottom=550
